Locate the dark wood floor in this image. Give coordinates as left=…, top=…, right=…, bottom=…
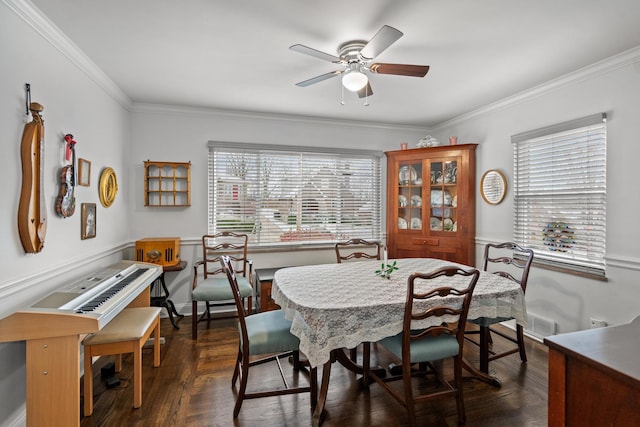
left=80, top=316, right=549, bottom=426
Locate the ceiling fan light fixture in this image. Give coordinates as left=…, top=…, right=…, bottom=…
left=342, top=71, right=368, bottom=92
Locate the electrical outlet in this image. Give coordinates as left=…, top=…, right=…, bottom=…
left=590, top=318, right=607, bottom=328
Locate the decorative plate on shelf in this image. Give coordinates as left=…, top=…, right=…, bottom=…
left=410, top=218, right=422, bottom=230
left=399, top=166, right=417, bottom=185
left=430, top=189, right=452, bottom=206
left=398, top=218, right=408, bottom=229
left=411, top=195, right=422, bottom=207
left=399, top=195, right=408, bottom=207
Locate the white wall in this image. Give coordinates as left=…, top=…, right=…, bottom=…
left=431, top=50, right=640, bottom=333
left=3, top=0, right=640, bottom=424
left=0, top=2, right=133, bottom=424
left=128, top=105, right=427, bottom=311
left=0, top=2, right=427, bottom=425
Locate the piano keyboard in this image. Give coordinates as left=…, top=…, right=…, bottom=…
left=32, top=260, right=164, bottom=329
left=77, top=268, right=149, bottom=312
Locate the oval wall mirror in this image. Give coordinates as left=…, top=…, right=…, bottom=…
left=480, top=169, right=507, bottom=205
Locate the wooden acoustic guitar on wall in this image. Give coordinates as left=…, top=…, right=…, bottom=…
left=18, top=102, right=47, bottom=253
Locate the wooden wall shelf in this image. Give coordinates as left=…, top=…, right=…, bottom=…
left=144, top=161, right=191, bottom=207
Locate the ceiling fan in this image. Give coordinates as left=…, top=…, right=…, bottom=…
left=290, top=25, right=429, bottom=98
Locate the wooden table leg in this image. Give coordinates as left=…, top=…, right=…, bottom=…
left=460, top=324, right=502, bottom=387
left=312, top=359, right=332, bottom=427
left=334, top=344, right=386, bottom=379
left=461, top=357, right=502, bottom=387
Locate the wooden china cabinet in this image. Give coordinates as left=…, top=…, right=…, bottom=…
left=385, top=144, right=477, bottom=265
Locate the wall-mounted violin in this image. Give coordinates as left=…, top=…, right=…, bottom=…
left=56, top=134, right=77, bottom=217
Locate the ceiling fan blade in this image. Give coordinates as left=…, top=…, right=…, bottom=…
left=357, top=82, right=373, bottom=99
left=289, top=44, right=342, bottom=63
left=359, top=25, right=403, bottom=59
left=370, top=63, right=430, bottom=77
left=295, top=70, right=344, bottom=87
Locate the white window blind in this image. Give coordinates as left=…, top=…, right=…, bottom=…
left=512, top=113, right=607, bottom=277
left=208, top=142, right=382, bottom=247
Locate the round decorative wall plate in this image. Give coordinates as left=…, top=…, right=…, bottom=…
left=99, top=167, right=118, bottom=207
left=480, top=169, right=507, bottom=205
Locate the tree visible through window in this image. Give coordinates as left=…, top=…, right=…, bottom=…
left=512, top=113, right=607, bottom=277
left=208, top=142, right=382, bottom=247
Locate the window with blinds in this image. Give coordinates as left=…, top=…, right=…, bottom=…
left=208, top=142, right=382, bottom=247
left=512, top=113, right=607, bottom=277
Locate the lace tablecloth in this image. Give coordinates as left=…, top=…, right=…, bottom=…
left=272, top=258, right=526, bottom=368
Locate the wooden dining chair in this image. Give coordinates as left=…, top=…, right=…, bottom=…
left=366, top=266, right=480, bottom=427
left=334, top=238, right=381, bottom=263
left=220, top=256, right=317, bottom=418
left=334, top=238, right=381, bottom=363
left=465, top=242, right=534, bottom=371
left=191, top=232, right=254, bottom=339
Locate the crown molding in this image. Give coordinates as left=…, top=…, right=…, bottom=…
left=132, top=102, right=429, bottom=133
left=4, top=0, right=132, bottom=109
left=5, top=0, right=427, bottom=133
left=433, top=45, right=640, bottom=130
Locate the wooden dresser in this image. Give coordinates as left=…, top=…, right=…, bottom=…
left=544, top=316, right=640, bottom=426
left=254, top=267, right=285, bottom=312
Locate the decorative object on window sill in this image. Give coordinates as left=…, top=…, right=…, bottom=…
left=542, top=222, right=575, bottom=252
left=99, top=167, right=118, bottom=207
left=480, top=169, right=507, bottom=205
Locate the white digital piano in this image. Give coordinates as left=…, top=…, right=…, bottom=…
left=0, top=260, right=162, bottom=427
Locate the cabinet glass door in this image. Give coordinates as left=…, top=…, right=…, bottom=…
left=429, top=160, right=457, bottom=232
left=398, top=161, right=423, bottom=231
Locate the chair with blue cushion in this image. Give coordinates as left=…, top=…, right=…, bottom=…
left=191, top=232, right=254, bottom=339
left=465, top=242, right=534, bottom=373
left=220, top=255, right=317, bottom=418
left=366, top=266, right=479, bottom=427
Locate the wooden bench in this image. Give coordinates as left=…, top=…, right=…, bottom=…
left=82, top=307, right=162, bottom=416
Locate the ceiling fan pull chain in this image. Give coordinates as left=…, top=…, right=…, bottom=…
left=363, top=87, right=370, bottom=107
left=340, top=83, right=345, bottom=106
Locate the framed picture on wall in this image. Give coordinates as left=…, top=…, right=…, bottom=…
left=81, top=203, right=96, bottom=239
left=78, top=158, right=91, bottom=186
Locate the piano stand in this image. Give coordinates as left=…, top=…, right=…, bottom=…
left=151, top=261, right=187, bottom=329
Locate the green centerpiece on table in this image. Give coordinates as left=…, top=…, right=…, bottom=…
left=375, top=247, right=398, bottom=278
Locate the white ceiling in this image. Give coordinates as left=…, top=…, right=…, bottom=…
left=31, top=0, right=640, bottom=127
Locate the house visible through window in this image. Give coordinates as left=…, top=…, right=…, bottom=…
left=512, top=113, right=607, bottom=277
left=208, top=142, right=382, bottom=247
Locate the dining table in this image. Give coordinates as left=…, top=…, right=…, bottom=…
left=272, top=257, right=527, bottom=426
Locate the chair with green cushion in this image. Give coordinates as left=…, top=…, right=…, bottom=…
left=220, top=256, right=317, bottom=418
left=366, top=266, right=479, bottom=427
left=191, top=232, right=254, bottom=340
left=465, top=242, right=534, bottom=373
